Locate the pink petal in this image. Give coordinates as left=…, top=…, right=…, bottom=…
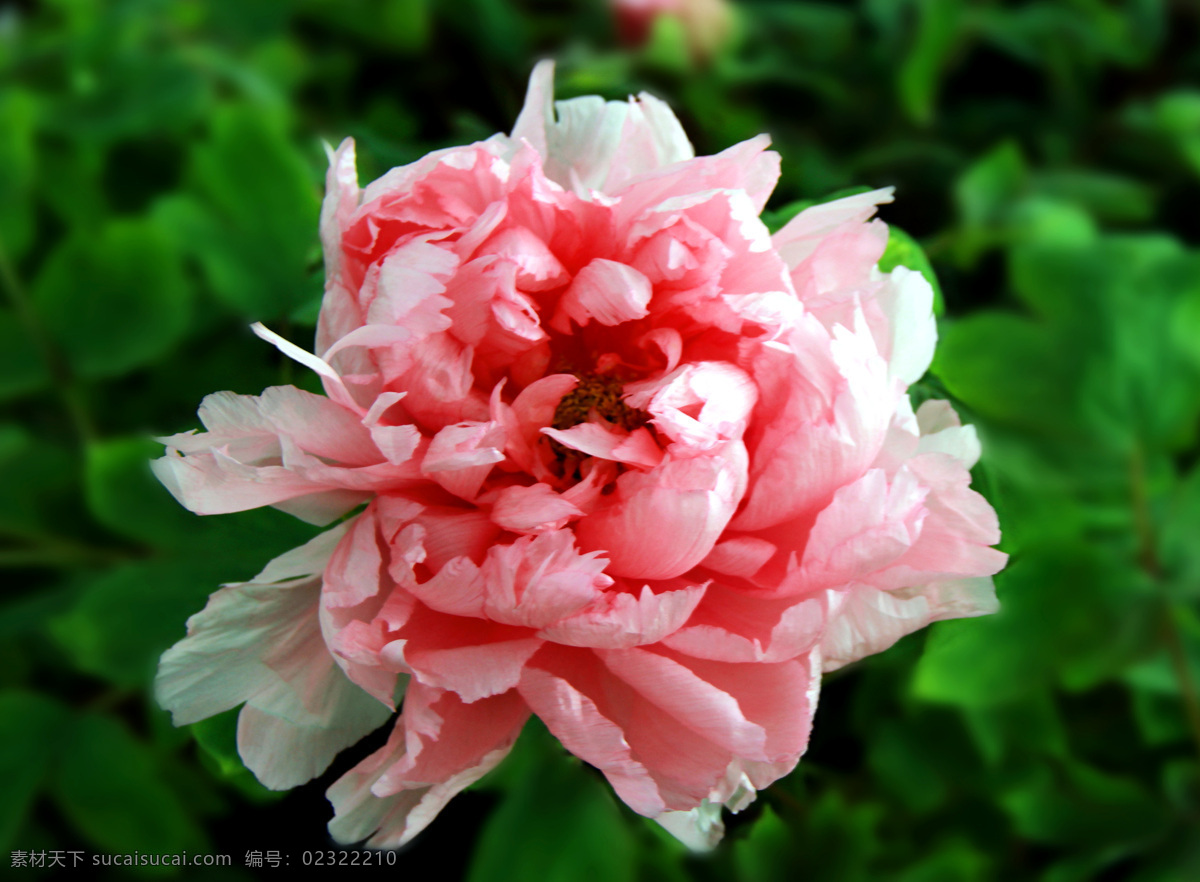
left=625, top=360, right=757, bottom=450
left=399, top=606, right=542, bottom=703
left=490, top=482, right=584, bottom=533
left=499, top=373, right=577, bottom=475
left=661, top=584, right=829, bottom=663
left=483, top=226, right=569, bottom=291
left=772, top=187, right=893, bottom=270
left=518, top=653, right=672, bottom=816
left=600, top=647, right=769, bottom=758
left=328, top=686, right=527, bottom=848
left=574, top=443, right=747, bottom=580
left=559, top=258, right=652, bottom=327
left=480, top=531, right=613, bottom=628
left=539, top=581, right=706, bottom=648
left=362, top=392, right=423, bottom=466
left=512, top=60, right=694, bottom=195
left=540, top=421, right=663, bottom=469
left=700, top=536, right=777, bottom=580
left=421, top=420, right=506, bottom=500
left=364, top=236, right=458, bottom=331
left=796, top=467, right=928, bottom=591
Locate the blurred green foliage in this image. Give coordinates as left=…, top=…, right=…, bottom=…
left=2, top=0, right=1200, bottom=878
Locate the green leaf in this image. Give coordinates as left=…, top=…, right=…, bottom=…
left=961, top=692, right=1068, bottom=765
left=0, top=428, right=75, bottom=536
left=866, top=718, right=951, bottom=813
left=457, top=0, right=529, bottom=68
left=932, top=312, right=1081, bottom=431
left=48, top=558, right=242, bottom=688
left=1161, top=465, right=1200, bottom=590
left=898, top=0, right=962, bottom=125
left=1171, top=274, right=1200, bottom=376
left=32, top=218, right=193, bottom=379
left=735, top=791, right=881, bottom=882
left=644, top=14, right=692, bottom=74
left=39, top=141, right=108, bottom=230
left=915, top=551, right=1153, bottom=706
left=879, top=225, right=945, bottom=316
left=46, top=50, right=209, bottom=143
left=1009, top=236, right=1200, bottom=447
left=53, top=711, right=205, bottom=855
left=1000, top=761, right=1167, bottom=848
left=1031, top=170, right=1156, bottom=224
left=893, top=840, right=990, bottom=882
left=1130, top=686, right=1190, bottom=747
left=167, top=105, right=321, bottom=319
left=0, top=691, right=70, bottom=852
left=0, top=311, right=50, bottom=401
left=0, top=88, right=37, bottom=260
left=467, top=721, right=637, bottom=882
left=299, top=0, right=432, bottom=54
left=733, top=805, right=794, bottom=882
left=955, top=141, right=1028, bottom=229
left=1007, top=197, right=1097, bottom=249
left=1152, top=90, right=1200, bottom=176
left=1162, top=760, right=1200, bottom=814
left=85, top=436, right=205, bottom=548
left=88, top=433, right=320, bottom=558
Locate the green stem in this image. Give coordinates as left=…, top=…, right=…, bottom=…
left=0, top=528, right=134, bottom=568
left=1162, top=602, right=1200, bottom=761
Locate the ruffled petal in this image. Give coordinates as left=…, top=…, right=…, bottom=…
left=155, top=526, right=391, bottom=789
left=574, top=442, right=748, bottom=580
left=327, top=686, right=528, bottom=848
left=539, top=581, right=706, bottom=648
left=511, top=61, right=694, bottom=195
left=821, top=577, right=998, bottom=672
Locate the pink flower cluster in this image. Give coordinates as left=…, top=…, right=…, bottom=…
left=154, top=62, right=1005, bottom=849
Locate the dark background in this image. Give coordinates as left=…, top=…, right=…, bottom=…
left=2, top=0, right=1200, bottom=879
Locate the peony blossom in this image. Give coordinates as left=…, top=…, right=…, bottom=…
left=153, top=61, right=1005, bottom=850
left=612, top=0, right=735, bottom=60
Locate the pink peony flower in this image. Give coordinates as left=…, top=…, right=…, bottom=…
left=153, top=61, right=1005, bottom=850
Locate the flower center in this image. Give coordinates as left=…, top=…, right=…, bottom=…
left=552, top=374, right=649, bottom=432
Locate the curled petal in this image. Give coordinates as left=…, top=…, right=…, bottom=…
left=574, top=442, right=748, bottom=580
left=559, top=258, right=652, bottom=327
left=421, top=420, right=506, bottom=501
left=539, top=581, right=706, bottom=648
left=662, top=585, right=830, bottom=663
left=490, top=482, right=584, bottom=534
left=328, top=686, right=527, bottom=848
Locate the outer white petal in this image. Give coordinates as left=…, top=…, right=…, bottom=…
left=654, top=802, right=725, bottom=852
left=772, top=187, right=894, bottom=270
left=874, top=265, right=937, bottom=385
left=915, top=399, right=981, bottom=467
left=155, top=524, right=392, bottom=789
left=509, top=60, right=693, bottom=194
left=328, top=743, right=512, bottom=849
left=820, top=576, right=999, bottom=672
